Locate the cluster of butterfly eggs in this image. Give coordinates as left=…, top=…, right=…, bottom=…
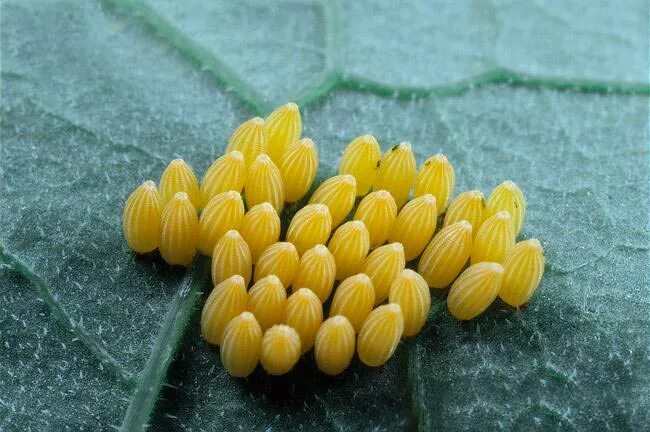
left=123, top=102, right=545, bottom=377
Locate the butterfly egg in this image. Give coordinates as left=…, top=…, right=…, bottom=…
left=284, top=288, right=323, bottom=353
left=417, top=220, right=473, bottom=288
left=286, top=204, right=332, bottom=255
left=159, top=158, right=200, bottom=209
left=486, top=180, right=526, bottom=235
left=239, top=202, right=281, bottom=263
left=159, top=192, right=199, bottom=266
left=357, top=303, right=404, bottom=367
left=220, top=312, right=263, bottom=378
left=265, top=102, right=302, bottom=165
left=362, top=242, right=406, bottom=305
left=309, top=174, right=357, bottom=228
left=122, top=180, right=162, bottom=253
left=292, top=244, right=336, bottom=302
left=328, top=221, right=370, bottom=281
left=314, top=315, right=355, bottom=375
left=499, top=239, right=545, bottom=307
left=279, top=138, right=318, bottom=203
left=211, top=230, right=252, bottom=286
left=329, top=273, right=375, bottom=332
left=248, top=274, right=287, bottom=331
left=226, top=116, right=268, bottom=168
left=414, top=154, right=455, bottom=210
left=471, top=211, right=515, bottom=264
left=200, top=275, right=248, bottom=345
left=444, top=190, right=486, bottom=236
left=353, top=190, right=397, bottom=248
left=373, top=142, right=417, bottom=208
left=245, top=154, right=284, bottom=213
left=388, top=194, right=438, bottom=261
left=198, top=191, right=245, bottom=256
left=254, top=242, right=300, bottom=287
left=199, top=151, right=246, bottom=208
left=447, top=262, right=504, bottom=320
left=338, top=134, right=381, bottom=196
left=260, top=324, right=302, bottom=375
left=388, top=269, right=431, bottom=337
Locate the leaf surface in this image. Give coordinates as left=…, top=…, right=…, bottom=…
left=1, top=0, right=648, bottom=430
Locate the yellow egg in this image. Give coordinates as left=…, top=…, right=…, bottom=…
left=279, top=138, right=318, bottom=203
left=499, top=239, right=545, bottom=307
left=388, top=269, right=431, bottom=337
left=200, top=275, right=248, bottom=345
left=357, top=304, right=404, bottom=367
left=417, top=221, right=473, bottom=289
left=292, top=245, right=336, bottom=302
left=338, top=134, right=381, bottom=196
left=244, top=154, right=284, bottom=213
left=211, top=230, right=252, bottom=286
left=265, top=102, right=302, bottom=165
left=284, top=288, right=323, bottom=353
left=197, top=191, right=244, bottom=256
left=471, top=211, right=515, bottom=264
left=362, top=243, right=405, bottom=305
left=226, top=117, right=268, bottom=168
left=199, top=151, right=246, bottom=208
left=329, top=274, right=375, bottom=332
left=286, top=204, right=332, bottom=255
left=260, top=325, right=302, bottom=375
left=447, top=262, right=504, bottom=320
left=254, top=242, right=300, bottom=287
left=159, top=192, right=199, bottom=266
left=308, top=174, right=357, bottom=227
left=220, top=312, right=262, bottom=378
left=373, top=142, right=417, bottom=208
left=327, top=220, right=370, bottom=281
left=238, top=202, right=281, bottom=263
left=486, top=180, right=526, bottom=235
left=159, top=158, right=200, bottom=209
left=414, top=154, right=455, bottom=210
left=443, top=190, right=486, bottom=236
left=388, top=194, right=437, bottom=261
left=248, top=275, right=287, bottom=331
left=122, top=180, right=162, bottom=253
left=314, top=316, right=355, bottom=375
left=353, top=190, right=397, bottom=248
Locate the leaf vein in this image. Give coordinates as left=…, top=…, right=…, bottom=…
left=0, top=243, right=137, bottom=387
left=103, top=0, right=272, bottom=115
left=118, top=258, right=209, bottom=432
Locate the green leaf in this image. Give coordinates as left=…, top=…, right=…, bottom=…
left=1, top=0, right=648, bottom=431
